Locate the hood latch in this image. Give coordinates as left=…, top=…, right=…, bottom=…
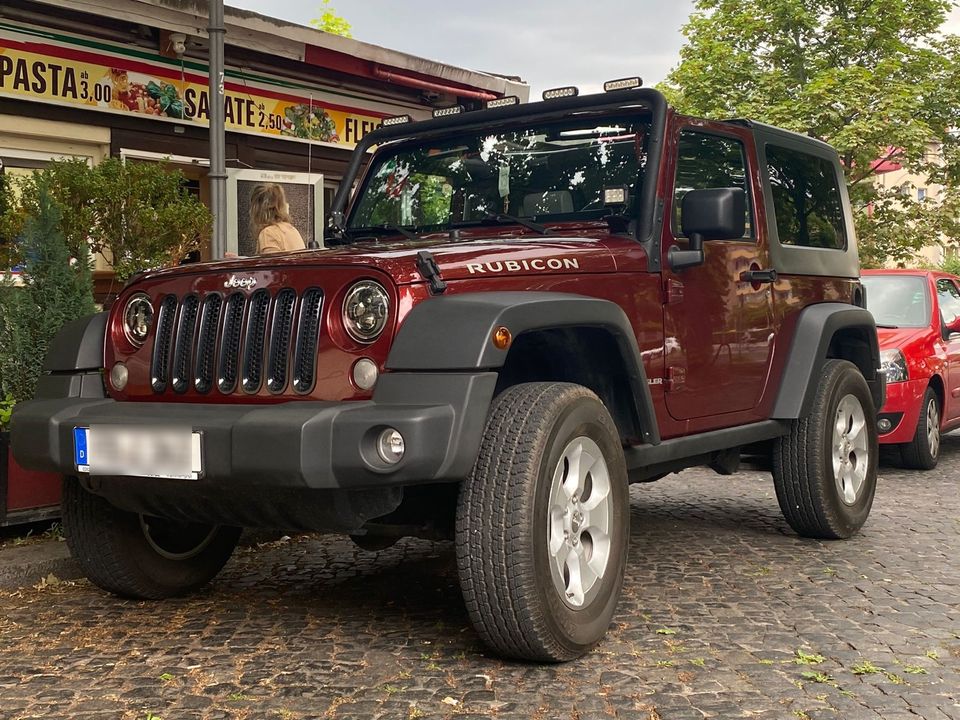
left=416, top=250, right=447, bottom=295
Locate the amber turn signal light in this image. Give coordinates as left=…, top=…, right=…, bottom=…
left=492, top=326, right=512, bottom=350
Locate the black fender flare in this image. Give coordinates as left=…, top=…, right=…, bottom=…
left=43, top=312, right=108, bottom=372
left=25, top=312, right=108, bottom=401
left=772, top=303, right=884, bottom=419
left=386, top=292, right=660, bottom=444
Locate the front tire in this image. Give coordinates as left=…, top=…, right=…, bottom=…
left=62, top=477, right=241, bottom=599
left=456, top=383, right=629, bottom=662
left=772, top=359, right=878, bottom=539
left=898, top=386, right=940, bottom=470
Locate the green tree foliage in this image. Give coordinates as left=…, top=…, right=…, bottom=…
left=12, top=158, right=210, bottom=282
left=0, top=172, right=27, bottom=270
left=661, top=0, right=960, bottom=267
left=310, top=0, right=352, bottom=38
left=0, top=187, right=95, bottom=411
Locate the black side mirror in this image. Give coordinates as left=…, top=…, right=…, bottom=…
left=669, top=187, right=746, bottom=271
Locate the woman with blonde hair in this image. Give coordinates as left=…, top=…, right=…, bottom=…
left=249, top=183, right=306, bottom=254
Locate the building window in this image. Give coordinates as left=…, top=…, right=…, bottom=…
left=918, top=187, right=927, bottom=201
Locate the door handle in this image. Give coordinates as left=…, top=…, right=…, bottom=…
left=740, top=268, right=778, bottom=284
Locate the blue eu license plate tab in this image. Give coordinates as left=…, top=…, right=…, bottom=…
left=74, top=427, right=89, bottom=471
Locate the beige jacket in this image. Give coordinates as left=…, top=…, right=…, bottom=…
left=257, top=222, right=306, bottom=254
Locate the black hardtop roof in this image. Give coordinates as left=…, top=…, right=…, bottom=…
left=725, top=118, right=840, bottom=156
left=361, top=87, right=669, bottom=147
left=361, top=87, right=837, bottom=158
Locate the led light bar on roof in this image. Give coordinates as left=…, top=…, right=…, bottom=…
left=381, top=114, right=412, bottom=127
left=604, top=76, right=643, bottom=92
left=542, top=86, right=579, bottom=100
left=486, top=95, right=520, bottom=109
left=432, top=105, right=464, bottom=118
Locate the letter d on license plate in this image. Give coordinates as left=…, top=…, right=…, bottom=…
left=74, top=426, right=203, bottom=480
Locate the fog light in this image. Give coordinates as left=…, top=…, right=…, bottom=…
left=352, top=358, right=379, bottom=390
left=109, top=362, right=128, bottom=391
left=377, top=428, right=405, bottom=465
left=878, top=418, right=892, bottom=433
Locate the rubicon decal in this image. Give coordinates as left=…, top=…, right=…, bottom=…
left=466, top=258, right=580, bottom=274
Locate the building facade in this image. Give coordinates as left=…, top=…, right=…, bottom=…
left=0, top=0, right=527, bottom=287
left=872, top=143, right=950, bottom=267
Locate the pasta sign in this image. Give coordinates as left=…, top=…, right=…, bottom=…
left=0, top=21, right=390, bottom=148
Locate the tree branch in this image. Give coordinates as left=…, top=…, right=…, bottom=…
left=850, top=146, right=902, bottom=185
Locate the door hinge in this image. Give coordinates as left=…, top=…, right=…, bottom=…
left=664, top=279, right=684, bottom=304
left=666, top=365, right=686, bottom=392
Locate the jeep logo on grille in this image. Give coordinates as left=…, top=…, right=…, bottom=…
left=224, top=275, right=257, bottom=290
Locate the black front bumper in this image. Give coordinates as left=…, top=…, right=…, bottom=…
left=12, top=372, right=497, bottom=491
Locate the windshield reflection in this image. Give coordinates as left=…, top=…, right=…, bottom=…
left=346, top=116, right=650, bottom=238
left=862, top=275, right=929, bottom=328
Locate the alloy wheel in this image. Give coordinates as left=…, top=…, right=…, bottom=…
left=832, top=394, right=869, bottom=506
left=547, top=436, right=614, bottom=609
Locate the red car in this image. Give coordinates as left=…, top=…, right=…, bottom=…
left=862, top=269, right=960, bottom=468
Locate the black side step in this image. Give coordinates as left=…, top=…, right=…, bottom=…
left=624, top=420, right=788, bottom=481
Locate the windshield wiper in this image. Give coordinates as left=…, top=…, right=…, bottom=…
left=875, top=324, right=899, bottom=329
left=348, top=224, right=420, bottom=241
left=453, top=213, right=553, bottom=235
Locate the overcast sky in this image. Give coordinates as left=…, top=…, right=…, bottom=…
left=230, top=0, right=960, bottom=97
left=228, top=0, right=696, bottom=95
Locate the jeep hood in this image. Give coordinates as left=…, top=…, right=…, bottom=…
left=134, top=235, right=625, bottom=286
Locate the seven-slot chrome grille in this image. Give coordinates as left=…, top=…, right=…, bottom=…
left=150, top=288, right=323, bottom=396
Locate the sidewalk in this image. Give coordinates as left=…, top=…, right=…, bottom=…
left=0, top=539, right=80, bottom=591
left=0, top=528, right=286, bottom=591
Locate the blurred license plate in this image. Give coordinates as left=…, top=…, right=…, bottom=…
left=74, top=426, right=202, bottom=480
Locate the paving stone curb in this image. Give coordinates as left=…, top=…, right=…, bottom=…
left=0, top=528, right=284, bottom=591
left=0, top=540, right=80, bottom=591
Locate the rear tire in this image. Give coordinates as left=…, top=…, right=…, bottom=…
left=456, top=382, right=629, bottom=662
left=62, top=477, right=241, bottom=599
left=898, top=386, right=940, bottom=470
left=772, top=359, right=878, bottom=539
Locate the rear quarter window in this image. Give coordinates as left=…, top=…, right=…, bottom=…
left=766, top=144, right=847, bottom=250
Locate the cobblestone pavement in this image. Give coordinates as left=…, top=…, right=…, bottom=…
left=1, top=437, right=958, bottom=720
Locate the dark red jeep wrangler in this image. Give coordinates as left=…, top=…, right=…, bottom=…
left=13, top=84, right=883, bottom=661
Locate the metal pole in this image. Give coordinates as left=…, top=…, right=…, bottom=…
left=208, top=0, right=227, bottom=259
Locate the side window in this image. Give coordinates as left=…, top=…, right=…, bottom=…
left=936, top=278, right=960, bottom=326
left=766, top=145, right=847, bottom=249
left=673, top=131, right=752, bottom=239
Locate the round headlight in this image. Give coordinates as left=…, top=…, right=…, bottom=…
left=123, top=293, right=154, bottom=345
left=342, top=281, right=389, bottom=343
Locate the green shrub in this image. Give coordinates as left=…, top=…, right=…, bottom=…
left=0, top=172, right=26, bottom=271
left=940, top=253, right=960, bottom=277
left=0, top=186, right=95, bottom=415
left=14, top=157, right=211, bottom=282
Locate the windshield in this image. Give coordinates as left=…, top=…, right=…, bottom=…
left=862, top=275, right=930, bottom=328
left=347, top=115, right=650, bottom=236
